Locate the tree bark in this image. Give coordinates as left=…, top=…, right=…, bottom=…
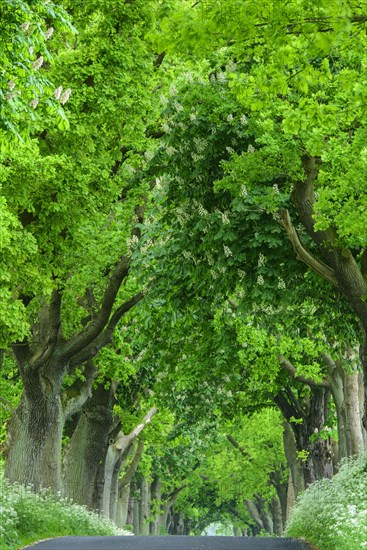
left=63, top=383, right=116, bottom=509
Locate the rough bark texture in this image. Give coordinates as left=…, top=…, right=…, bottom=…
left=63, top=383, right=115, bottom=509
left=276, top=386, right=333, bottom=486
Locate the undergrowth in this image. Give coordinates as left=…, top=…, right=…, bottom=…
left=0, top=474, right=131, bottom=550
left=286, top=453, right=367, bottom=550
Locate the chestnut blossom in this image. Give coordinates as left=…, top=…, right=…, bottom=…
left=60, top=88, right=71, bottom=105
left=21, top=22, right=30, bottom=32
left=32, top=56, right=44, bottom=70
left=44, top=27, right=54, bottom=40
left=54, top=86, right=63, bottom=100
left=8, top=80, right=15, bottom=91
left=30, top=98, right=39, bottom=109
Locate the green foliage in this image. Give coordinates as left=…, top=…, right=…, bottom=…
left=286, top=453, right=367, bottom=549
left=0, top=473, right=131, bottom=550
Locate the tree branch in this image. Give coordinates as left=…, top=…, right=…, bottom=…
left=59, top=256, right=130, bottom=361
left=274, top=390, right=304, bottom=421
left=64, top=360, right=97, bottom=418
left=32, top=289, right=62, bottom=369
left=126, top=406, right=158, bottom=446
left=69, top=291, right=144, bottom=367
left=226, top=434, right=252, bottom=460
left=279, top=209, right=338, bottom=287
left=279, top=354, right=330, bottom=388
left=119, top=440, right=145, bottom=489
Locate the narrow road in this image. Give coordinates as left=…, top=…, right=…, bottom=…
left=24, top=535, right=312, bottom=549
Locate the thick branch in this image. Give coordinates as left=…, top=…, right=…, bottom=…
left=119, top=440, right=145, bottom=489
left=226, top=434, right=252, bottom=460
left=279, top=209, right=338, bottom=287
left=274, top=390, right=304, bottom=422
left=64, top=360, right=97, bottom=418
left=126, top=406, right=158, bottom=446
left=32, top=289, right=62, bottom=369
left=59, top=257, right=130, bottom=361
left=69, top=291, right=144, bottom=367
left=279, top=354, right=330, bottom=388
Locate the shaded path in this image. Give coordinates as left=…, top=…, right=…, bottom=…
left=24, top=535, right=312, bottom=549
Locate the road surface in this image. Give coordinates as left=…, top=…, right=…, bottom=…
left=24, top=535, right=312, bottom=549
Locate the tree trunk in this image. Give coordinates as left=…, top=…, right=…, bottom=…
left=117, top=439, right=145, bottom=528
left=63, top=383, right=115, bottom=509
left=5, top=363, right=65, bottom=492
left=345, top=372, right=364, bottom=455
left=283, top=422, right=305, bottom=504
left=150, top=477, right=161, bottom=535
left=139, top=477, right=151, bottom=535
left=276, top=387, right=333, bottom=486
left=271, top=495, right=283, bottom=536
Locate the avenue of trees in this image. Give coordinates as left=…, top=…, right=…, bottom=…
left=1, top=0, right=367, bottom=540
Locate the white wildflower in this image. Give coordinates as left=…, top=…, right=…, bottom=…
left=238, top=269, right=246, bottom=279
left=223, top=245, right=233, bottom=257
left=21, top=22, right=30, bottom=32
left=162, top=122, right=170, bottom=133
left=227, top=114, right=233, bottom=122
left=240, top=114, right=248, bottom=125
left=226, top=146, right=235, bottom=154
left=257, top=275, right=264, bottom=286
left=273, top=183, right=280, bottom=194
left=60, top=88, right=71, bottom=105
left=54, top=86, right=63, bottom=100
left=247, top=144, right=255, bottom=153
left=217, top=72, right=227, bottom=82
left=44, top=26, right=54, bottom=40
left=8, top=80, right=15, bottom=91
left=30, top=98, right=39, bottom=108
left=189, top=112, right=197, bottom=121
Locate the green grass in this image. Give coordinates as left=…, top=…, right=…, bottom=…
left=285, top=452, right=367, bottom=550
left=0, top=477, right=132, bottom=550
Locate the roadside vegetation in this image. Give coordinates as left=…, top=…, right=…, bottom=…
left=286, top=453, right=367, bottom=549
left=0, top=469, right=131, bottom=550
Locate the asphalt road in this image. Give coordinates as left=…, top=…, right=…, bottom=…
left=24, top=536, right=311, bottom=549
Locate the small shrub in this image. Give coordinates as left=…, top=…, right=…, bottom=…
left=285, top=453, right=367, bottom=550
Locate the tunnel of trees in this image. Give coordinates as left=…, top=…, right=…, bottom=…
left=1, top=0, right=367, bottom=537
